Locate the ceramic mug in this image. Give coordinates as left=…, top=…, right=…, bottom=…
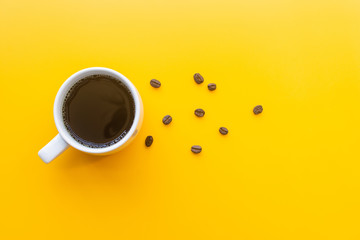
left=38, top=67, right=143, bottom=163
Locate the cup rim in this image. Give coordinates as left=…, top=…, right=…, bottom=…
left=53, top=67, right=141, bottom=154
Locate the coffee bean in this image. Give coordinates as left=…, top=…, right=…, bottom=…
left=162, top=115, right=172, bottom=125
left=194, top=108, right=205, bottom=117
left=219, top=127, right=228, bottom=135
left=193, top=73, right=204, bottom=84
left=253, top=105, right=263, bottom=115
left=208, top=83, right=216, bottom=91
left=150, top=79, right=161, bottom=88
left=191, top=145, right=202, bottom=154
left=145, top=136, right=153, bottom=147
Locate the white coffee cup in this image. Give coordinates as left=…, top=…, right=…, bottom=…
left=38, top=67, right=144, bottom=163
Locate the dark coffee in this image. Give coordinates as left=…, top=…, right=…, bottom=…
left=62, top=74, right=135, bottom=148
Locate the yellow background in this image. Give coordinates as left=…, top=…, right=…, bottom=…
left=1, top=0, right=360, bottom=239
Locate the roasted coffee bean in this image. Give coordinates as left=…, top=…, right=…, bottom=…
left=162, top=115, right=172, bottom=125
left=194, top=108, right=205, bottom=117
left=208, top=83, right=216, bottom=91
left=191, top=145, right=202, bottom=154
left=253, top=105, right=263, bottom=115
left=219, top=127, right=228, bottom=135
left=193, top=73, right=204, bottom=84
left=145, top=136, right=153, bottom=147
left=150, top=79, right=161, bottom=88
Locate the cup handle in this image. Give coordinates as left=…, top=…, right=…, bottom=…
left=38, top=134, right=69, bottom=163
